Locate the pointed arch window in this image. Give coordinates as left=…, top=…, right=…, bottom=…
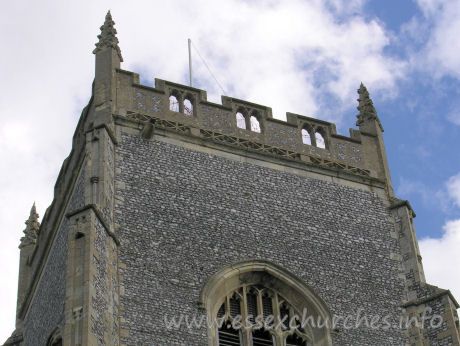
left=235, top=111, right=262, bottom=133
left=301, top=128, right=311, bottom=145
left=315, top=131, right=326, bottom=149
left=236, top=112, right=246, bottom=130
left=250, top=115, right=261, bottom=133
left=169, top=95, right=180, bottom=112
left=301, top=125, right=328, bottom=150
left=184, top=98, right=193, bottom=116
left=201, top=260, right=332, bottom=346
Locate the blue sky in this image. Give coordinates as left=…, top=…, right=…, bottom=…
left=366, top=0, right=418, bottom=29
left=0, top=0, right=459, bottom=341
left=363, top=0, right=460, bottom=240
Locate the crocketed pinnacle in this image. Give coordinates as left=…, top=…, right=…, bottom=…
left=93, top=11, right=123, bottom=62
left=356, top=83, right=383, bottom=131
left=19, top=203, right=40, bottom=249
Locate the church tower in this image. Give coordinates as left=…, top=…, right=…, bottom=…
left=4, top=12, right=459, bottom=346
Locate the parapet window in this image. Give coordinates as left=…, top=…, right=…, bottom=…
left=315, top=131, right=326, bottom=149
left=250, top=115, right=261, bottom=133
left=236, top=111, right=262, bottom=133
left=169, top=95, right=180, bottom=112
left=184, top=98, right=193, bottom=116
left=236, top=112, right=246, bottom=129
left=301, top=128, right=311, bottom=145
left=301, top=125, right=328, bottom=150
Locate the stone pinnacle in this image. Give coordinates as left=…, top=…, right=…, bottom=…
left=19, top=203, right=40, bottom=249
left=356, top=82, right=383, bottom=131
left=93, top=10, right=123, bottom=62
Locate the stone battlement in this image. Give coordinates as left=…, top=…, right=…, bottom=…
left=114, top=69, right=389, bottom=183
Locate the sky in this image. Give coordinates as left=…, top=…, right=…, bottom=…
left=0, top=0, right=459, bottom=341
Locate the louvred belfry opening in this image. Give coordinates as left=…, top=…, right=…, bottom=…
left=214, top=285, right=311, bottom=346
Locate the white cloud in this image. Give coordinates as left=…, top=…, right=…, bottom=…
left=397, top=173, right=460, bottom=214
left=413, top=0, right=460, bottom=79
left=419, top=219, right=460, bottom=299
left=113, top=0, right=405, bottom=122
left=446, top=173, right=460, bottom=208
left=419, top=171, right=460, bottom=303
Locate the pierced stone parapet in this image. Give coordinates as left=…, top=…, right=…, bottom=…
left=114, top=70, right=395, bottom=183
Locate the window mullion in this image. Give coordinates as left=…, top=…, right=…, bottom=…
left=245, top=115, right=251, bottom=131
left=178, top=95, right=184, bottom=114
left=257, top=290, right=263, bottom=319
left=273, top=293, right=282, bottom=335
left=241, top=285, right=252, bottom=346
left=274, top=334, right=284, bottom=346
left=310, top=127, right=317, bottom=147
left=225, top=295, right=230, bottom=317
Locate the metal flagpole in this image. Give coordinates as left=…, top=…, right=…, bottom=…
left=188, top=38, right=193, bottom=87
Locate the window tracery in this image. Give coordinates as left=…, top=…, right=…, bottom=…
left=216, top=285, right=312, bottom=346
left=200, top=260, right=332, bottom=346
left=300, top=124, right=328, bottom=150
left=235, top=110, right=262, bottom=133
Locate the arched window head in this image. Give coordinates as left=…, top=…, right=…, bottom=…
left=200, top=260, right=332, bottom=346
left=250, top=115, right=261, bottom=133
left=236, top=112, right=246, bottom=130
left=315, top=131, right=326, bottom=149
left=169, top=95, right=179, bottom=112
left=184, top=98, right=193, bottom=116
left=301, top=128, right=311, bottom=145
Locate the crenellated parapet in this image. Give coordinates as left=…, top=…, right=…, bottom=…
left=114, top=69, right=392, bottom=188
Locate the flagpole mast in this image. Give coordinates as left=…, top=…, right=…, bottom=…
left=188, top=38, right=193, bottom=87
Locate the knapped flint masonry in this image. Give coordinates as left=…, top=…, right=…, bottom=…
left=4, top=11, right=460, bottom=346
